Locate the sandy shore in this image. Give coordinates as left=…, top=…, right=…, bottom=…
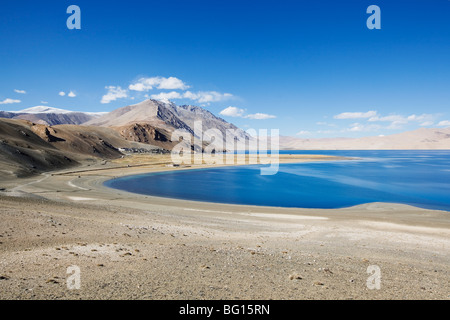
left=0, top=154, right=449, bottom=300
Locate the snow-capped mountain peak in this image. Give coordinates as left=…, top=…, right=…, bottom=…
left=13, top=106, right=74, bottom=114
left=2, top=106, right=107, bottom=126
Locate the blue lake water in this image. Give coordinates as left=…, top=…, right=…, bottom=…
left=104, top=150, right=450, bottom=211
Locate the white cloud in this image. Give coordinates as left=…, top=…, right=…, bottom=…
left=331, top=111, right=441, bottom=131
left=341, top=114, right=438, bottom=132
left=409, top=114, right=437, bottom=125
left=219, top=106, right=276, bottom=120
left=128, top=76, right=234, bottom=105
left=128, top=83, right=146, bottom=92
left=245, top=113, right=276, bottom=120
left=158, top=77, right=189, bottom=90
left=41, top=101, right=48, bottom=104
left=347, top=122, right=382, bottom=132
left=368, top=114, right=407, bottom=124
left=317, top=130, right=337, bottom=134
left=334, top=111, right=377, bottom=120
left=149, top=90, right=234, bottom=104
left=369, top=113, right=434, bottom=123
left=219, top=106, right=245, bottom=117
left=368, top=113, right=436, bottom=129
left=437, top=120, right=450, bottom=127
left=129, top=76, right=189, bottom=91
left=59, top=91, right=66, bottom=96
left=14, top=89, right=26, bottom=94
left=296, top=130, right=311, bottom=136
left=101, top=86, right=128, bottom=104
left=349, top=123, right=364, bottom=132
left=68, top=91, right=76, bottom=98
left=181, top=91, right=199, bottom=101
left=0, top=98, right=21, bottom=105
left=150, top=91, right=182, bottom=102
left=182, top=91, right=233, bottom=103
left=316, top=121, right=337, bottom=127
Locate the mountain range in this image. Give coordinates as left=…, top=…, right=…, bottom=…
left=0, top=106, right=106, bottom=126
left=1, top=100, right=251, bottom=149
left=1, top=99, right=450, bottom=178
left=0, top=100, right=251, bottom=178
left=280, top=127, right=450, bottom=150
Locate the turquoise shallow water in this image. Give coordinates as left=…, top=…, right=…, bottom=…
left=104, top=150, right=450, bottom=211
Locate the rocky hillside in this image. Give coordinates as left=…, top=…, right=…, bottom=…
left=0, top=118, right=163, bottom=178
left=85, top=99, right=251, bottom=147
left=113, top=123, right=178, bottom=150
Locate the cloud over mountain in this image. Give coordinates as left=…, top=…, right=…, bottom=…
left=129, top=76, right=189, bottom=91
left=219, top=106, right=245, bottom=117
left=219, top=106, right=276, bottom=120
left=101, top=86, right=128, bottom=104
left=334, top=111, right=377, bottom=119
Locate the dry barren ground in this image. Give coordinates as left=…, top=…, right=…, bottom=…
left=0, top=155, right=449, bottom=300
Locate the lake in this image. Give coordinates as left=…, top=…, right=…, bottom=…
left=104, top=150, right=450, bottom=211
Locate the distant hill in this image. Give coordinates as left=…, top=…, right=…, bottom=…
left=0, top=111, right=15, bottom=119
left=280, top=127, right=450, bottom=150
left=0, top=106, right=105, bottom=126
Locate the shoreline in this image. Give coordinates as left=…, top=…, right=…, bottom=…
left=0, top=154, right=449, bottom=300
left=1, top=153, right=449, bottom=226
left=102, top=166, right=450, bottom=215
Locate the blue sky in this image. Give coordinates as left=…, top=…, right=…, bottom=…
left=1, top=0, right=449, bottom=137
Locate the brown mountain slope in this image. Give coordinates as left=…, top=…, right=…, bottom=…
left=0, top=118, right=165, bottom=178
left=0, top=119, right=78, bottom=178
left=112, top=123, right=179, bottom=150
left=29, top=124, right=124, bottom=159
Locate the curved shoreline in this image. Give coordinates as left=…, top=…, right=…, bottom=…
left=1, top=154, right=449, bottom=300
left=101, top=164, right=450, bottom=214
left=4, top=153, right=448, bottom=226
